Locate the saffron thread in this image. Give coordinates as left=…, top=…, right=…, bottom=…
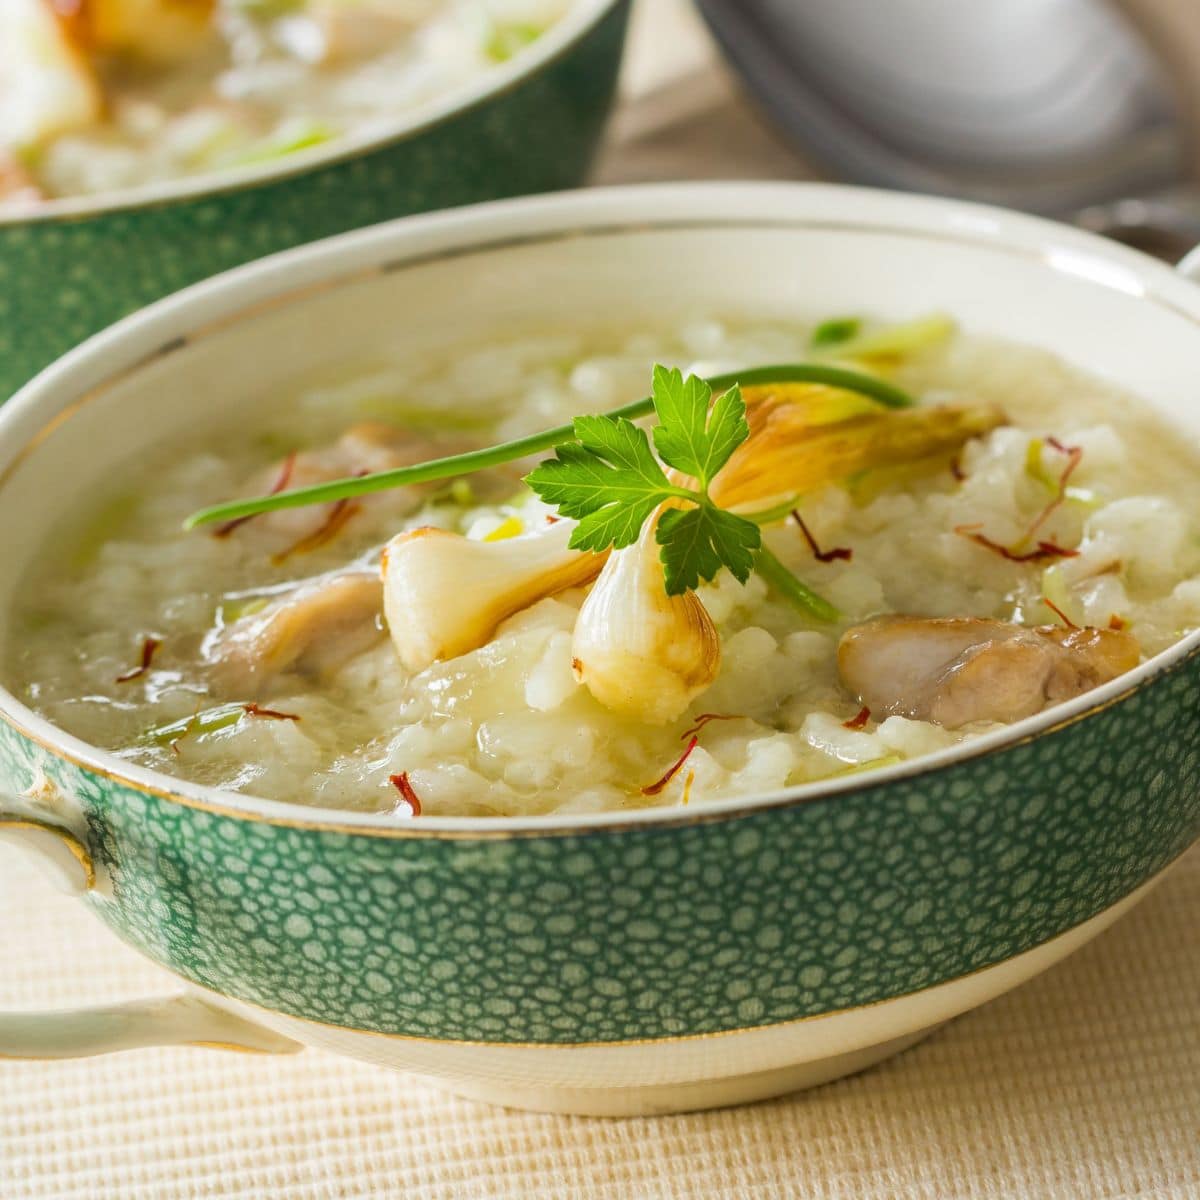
left=680, top=712, right=742, bottom=741
left=956, top=437, right=1084, bottom=562
left=791, top=510, right=853, bottom=563
left=1042, top=598, right=1078, bottom=629
left=843, top=706, right=871, bottom=730
left=389, top=772, right=423, bottom=816
left=214, top=452, right=297, bottom=538
left=115, top=636, right=161, bottom=684
left=272, top=497, right=361, bottom=565
left=243, top=703, right=301, bottom=721
left=641, top=736, right=699, bottom=796
left=954, top=525, right=1080, bottom=563
left=680, top=770, right=696, bottom=806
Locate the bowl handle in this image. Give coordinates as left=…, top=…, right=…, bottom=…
left=0, top=800, right=301, bottom=1060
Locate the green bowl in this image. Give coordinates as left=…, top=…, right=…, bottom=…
left=0, top=184, right=1197, bottom=1115
left=0, top=0, right=629, bottom=401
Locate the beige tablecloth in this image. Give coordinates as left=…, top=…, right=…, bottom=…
left=4, top=3, right=1199, bottom=1196
left=2, top=844, right=1198, bottom=1199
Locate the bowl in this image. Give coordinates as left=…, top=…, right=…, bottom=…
left=0, top=0, right=629, bottom=402
left=1, top=183, right=1198, bottom=1116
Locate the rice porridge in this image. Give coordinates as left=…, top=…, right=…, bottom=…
left=10, top=315, right=1200, bottom=817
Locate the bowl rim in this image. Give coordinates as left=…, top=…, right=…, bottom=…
left=4, top=179, right=1200, bottom=838
left=0, top=0, right=624, bottom=228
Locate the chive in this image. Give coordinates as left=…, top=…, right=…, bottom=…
left=824, top=314, right=955, bottom=361
left=723, top=365, right=915, bottom=408
left=184, top=364, right=916, bottom=530
left=1024, top=438, right=1055, bottom=491
left=753, top=545, right=840, bottom=623
left=743, top=494, right=803, bottom=527
left=227, top=120, right=334, bottom=168
left=217, top=595, right=271, bottom=624
left=427, top=479, right=477, bottom=507
left=141, top=702, right=247, bottom=746
left=829, top=754, right=903, bottom=778
left=484, top=21, right=542, bottom=62
left=810, top=317, right=862, bottom=349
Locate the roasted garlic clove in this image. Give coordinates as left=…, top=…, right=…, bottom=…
left=571, top=510, right=720, bottom=724
left=382, top=520, right=604, bottom=671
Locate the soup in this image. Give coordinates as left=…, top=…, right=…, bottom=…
left=10, top=316, right=1200, bottom=817
left=0, top=0, right=569, bottom=207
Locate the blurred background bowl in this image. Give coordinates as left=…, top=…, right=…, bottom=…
left=0, top=0, right=629, bottom=401
left=663, top=0, right=1200, bottom=257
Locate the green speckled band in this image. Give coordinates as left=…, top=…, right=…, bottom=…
left=0, top=0, right=629, bottom=401
left=0, top=642, right=1196, bottom=1044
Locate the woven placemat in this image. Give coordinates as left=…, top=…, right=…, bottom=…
left=2, top=842, right=1197, bottom=1199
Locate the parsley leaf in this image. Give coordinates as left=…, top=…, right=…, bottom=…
left=570, top=490, right=662, bottom=554
left=525, top=364, right=801, bottom=603
left=524, top=416, right=676, bottom=552
left=656, top=505, right=761, bottom=595
left=650, top=365, right=748, bottom=486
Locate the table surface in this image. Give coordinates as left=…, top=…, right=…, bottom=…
left=3, top=844, right=1197, bottom=1199
left=3, top=3, right=1199, bottom=1197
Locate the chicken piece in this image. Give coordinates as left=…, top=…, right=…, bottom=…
left=837, top=615, right=1140, bottom=729
left=227, top=423, right=471, bottom=554
left=208, top=567, right=383, bottom=693
left=0, top=1, right=102, bottom=154
left=59, top=0, right=216, bottom=64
